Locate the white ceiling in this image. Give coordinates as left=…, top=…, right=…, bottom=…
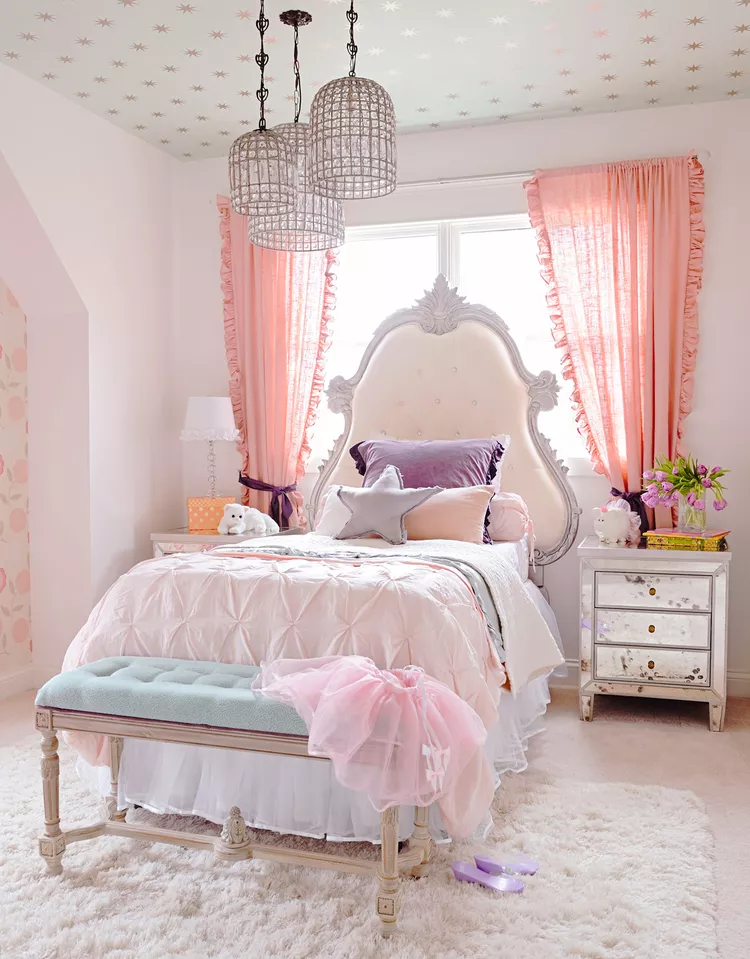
left=1, top=0, right=748, bottom=161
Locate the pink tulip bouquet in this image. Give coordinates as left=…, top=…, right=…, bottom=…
left=642, top=455, right=728, bottom=531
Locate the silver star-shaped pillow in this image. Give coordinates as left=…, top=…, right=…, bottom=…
left=335, top=465, right=441, bottom=545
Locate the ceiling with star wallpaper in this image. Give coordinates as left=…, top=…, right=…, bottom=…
left=1, top=0, right=748, bottom=161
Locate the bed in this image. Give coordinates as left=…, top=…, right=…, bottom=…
left=64, top=275, right=581, bottom=843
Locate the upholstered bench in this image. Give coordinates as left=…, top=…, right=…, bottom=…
left=35, top=657, right=433, bottom=936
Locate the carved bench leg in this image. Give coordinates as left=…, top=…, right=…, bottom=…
left=105, top=736, right=128, bottom=822
left=408, top=804, right=432, bottom=878
left=376, top=806, right=399, bottom=937
left=39, top=729, right=65, bottom=875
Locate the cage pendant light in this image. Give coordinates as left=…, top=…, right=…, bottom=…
left=308, top=0, right=397, bottom=200
left=228, top=0, right=296, bottom=216
left=249, top=10, right=345, bottom=251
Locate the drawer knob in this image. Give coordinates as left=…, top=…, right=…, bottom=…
left=648, top=625, right=656, bottom=633
left=647, top=660, right=655, bottom=669
left=648, top=588, right=656, bottom=596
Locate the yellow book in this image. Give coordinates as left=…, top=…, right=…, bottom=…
left=643, top=528, right=730, bottom=551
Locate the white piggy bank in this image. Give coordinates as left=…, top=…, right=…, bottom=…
left=593, top=506, right=631, bottom=546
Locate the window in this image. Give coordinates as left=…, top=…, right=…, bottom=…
left=311, top=216, right=586, bottom=468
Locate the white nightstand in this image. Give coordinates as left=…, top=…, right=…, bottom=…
left=578, top=534, right=731, bottom=732
left=150, top=527, right=302, bottom=558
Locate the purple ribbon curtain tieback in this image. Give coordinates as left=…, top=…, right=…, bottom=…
left=238, top=472, right=297, bottom=529
left=610, top=488, right=650, bottom=533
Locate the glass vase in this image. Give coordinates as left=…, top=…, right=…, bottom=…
left=677, top=494, right=707, bottom=534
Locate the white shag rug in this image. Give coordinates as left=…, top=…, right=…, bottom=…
left=0, top=739, right=717, bottom=959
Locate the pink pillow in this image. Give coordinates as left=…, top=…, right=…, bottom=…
left=488, top=492, right=530, bottom=542
left=405, top=486, right=495, bottom=544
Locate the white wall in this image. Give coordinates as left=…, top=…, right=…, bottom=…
left=0, top=63, right=182, bottom=681
left=175, top=99, right=750, bottom=691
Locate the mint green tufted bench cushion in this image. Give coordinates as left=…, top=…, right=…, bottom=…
left=35, top=657, right=309, bottom=737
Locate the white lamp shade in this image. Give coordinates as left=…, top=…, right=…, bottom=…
left=180, top=396, right=239, bottom=442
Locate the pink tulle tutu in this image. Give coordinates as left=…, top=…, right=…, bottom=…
left=253, top=655, right=495, bottom=838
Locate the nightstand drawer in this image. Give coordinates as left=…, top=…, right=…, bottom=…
left=595, top=571, right=711, bottom=612
left=594, top=608, right=710, bottom=649
left=594, top=645, right=710, bottom=687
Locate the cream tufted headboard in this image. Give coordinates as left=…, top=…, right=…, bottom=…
left=309, top=275, right=581, bottom=567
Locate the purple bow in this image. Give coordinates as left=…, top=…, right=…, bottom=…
left=610, top=488, right=650, bottom=533
left=238, top=472, right=296, bottom=529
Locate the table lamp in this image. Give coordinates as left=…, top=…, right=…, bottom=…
left=180, top=396, right=239, bottom=532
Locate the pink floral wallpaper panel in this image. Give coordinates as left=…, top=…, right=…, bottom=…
left=0, top=278, right=30, bottom=676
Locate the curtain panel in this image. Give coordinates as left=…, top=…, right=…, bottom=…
left=217, top=196, right=337, bottom=528
left=525, top=155, right=705, bottom=515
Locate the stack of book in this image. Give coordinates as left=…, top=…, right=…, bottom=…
left=643, top=528, right=730, bottom=551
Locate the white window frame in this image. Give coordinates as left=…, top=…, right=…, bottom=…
left=345, top=214, right=534, bottom=288
left=338, top=216, right=594, bottom=477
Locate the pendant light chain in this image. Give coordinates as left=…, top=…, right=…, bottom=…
left=292, top=20, right=302, bottom=123
left=255, top=0, right=270, bottom=131
left=248, top=9, right=344, bottom=251
left=228, top=0, right=297, bottom=216
left=346, top=1, right=358, bottom=78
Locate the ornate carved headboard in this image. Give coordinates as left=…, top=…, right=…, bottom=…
left=309, top=276, right=581, bottom=566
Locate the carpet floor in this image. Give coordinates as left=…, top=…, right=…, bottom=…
left=0, top=737, right=717, bottom=959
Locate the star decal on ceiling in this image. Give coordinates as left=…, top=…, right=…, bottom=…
left=0, top=0, right=746, bottom=159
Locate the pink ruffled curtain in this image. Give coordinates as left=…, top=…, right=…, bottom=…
left=217, top=196, right=336, bottom=528
left=525, top=156, right=704, bottom=517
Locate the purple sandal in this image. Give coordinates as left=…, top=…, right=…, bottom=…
left=475, top=854, right=540, bottom=877
left=451, top=861, right=525, bottom=893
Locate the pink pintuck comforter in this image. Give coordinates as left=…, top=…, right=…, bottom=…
left=64, top=544, right=509, bottom=765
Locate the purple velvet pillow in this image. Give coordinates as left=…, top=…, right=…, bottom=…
left=349, top=438, right=505, bottom=542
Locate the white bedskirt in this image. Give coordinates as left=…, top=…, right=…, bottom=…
left=77, top=582, right=561, bottom=843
